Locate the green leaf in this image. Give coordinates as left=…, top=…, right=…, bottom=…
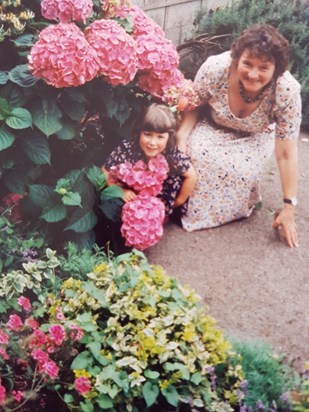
left=61, top=89, right=88, bottom=121
left=100, top=185, right=123, bottom=201
left=84, top=282, right=107, bottom=306
left=31, top=97, right=63, bottom=137
left=143, top=381, right=159, bottom=407
left=56, top=121, right=77, bottom=140
left=65, top=209, right=97, bottom=233
left=9, top=64, right=38, bottom=88
left=0, top=97, right=11, bottom=117
left=144, top=370, right=160, bottom=379
left=29, top=184, right=55, bottom=207
left=0, top=72, right=9, bottom=85
left=86, top=165, right=106, bottom=191
left=99, top=197, right=123, bottom=222
left=61, top=191, right=82, bottom=207
left=71, top=351, right=93, bottom=370
left=80, top=400, right=94, bottom=412
left=96, top=395, right=113, bottom=409
left=63, top=393, right=74, bottom=404
left=0, top=126, right=15, bottom=151
left=11, top=34, right=35, bottom=48
left=191, top=372, right=203, bottom=385
left=20, top=131, right=51, bottom=164
left=162, top=385, right=179, bottom=407
left=41, top=204, right=67, bottom=222
left=5, top=108, right=32, bottom=129
left=0, top=83, right=26, bottom=107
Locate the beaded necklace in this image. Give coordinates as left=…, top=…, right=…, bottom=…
left=238, top=80, right=267, bottom=104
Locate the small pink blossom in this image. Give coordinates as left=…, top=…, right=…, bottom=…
left=42, top=360, right=59, bottom=379
left=56, top=308, right=65, bottom=320
left=28, top=23, right=99, bottom=88
left=85, top=19, right=138, bottom=86
left=0, top=347, right=9, bottom=360
left=0, top=329, right=9, bottom=345
left=18, top=296, right=32, bottom=312
left=41, top=0, right=93, bottom=23
left=30, top=329, right=47, bottom=347
left=74, top=376, right=91, bottom=395
left=12, top=390, right=23, bottom=403
left=31, top=348, right=50, bottom=365
left=6, top=314, right=23, bottom=331
left=25, top=317, right=39, bottom=330
left=0, top=384, right=6, bottom=406
left=69, top=324, right=84, bottom=341
left=49, top=324, right=66, bottom=346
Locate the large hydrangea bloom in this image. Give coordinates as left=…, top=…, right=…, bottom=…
left=121, top=195, right=165, bottom=250
left=130, top=5, right=164, bottom=38
left=28, top=23, right=99, bottom=88
left=41, top=0, right=93, bottom=23
left=85, top=19, right=138, bottom=86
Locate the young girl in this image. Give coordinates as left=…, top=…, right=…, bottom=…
left=102, top=103, right=197, bottom=218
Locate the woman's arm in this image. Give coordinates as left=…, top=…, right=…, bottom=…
left=176, top=109, right=200, bottom=152
left=272, top=138, right=299, bottom=247
left=174, top=165, right=198, bottom=208
left=101, top=166, right=137, bottom=202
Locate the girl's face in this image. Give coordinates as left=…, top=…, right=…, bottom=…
left=237, top=49, right=275, bottom=95
left=139, top=130, right=169, bottom=159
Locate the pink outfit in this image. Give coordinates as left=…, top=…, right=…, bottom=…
left=181, top=51, right=302, bottom=231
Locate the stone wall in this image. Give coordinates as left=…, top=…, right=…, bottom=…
left=133, top=0, right=231, bottom=45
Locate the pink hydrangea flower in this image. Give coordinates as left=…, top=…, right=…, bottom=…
left=49, top=324, right=66, bottom=346
left=85, top=19, right=138, bottom=86
left=121, top=195, right=165, bottom=250
left=162, top=78, right=202, bottom=111
left=102, top=0, right=132, bottom=19
left=42, top=360, right=59, bottom=379
left=74, top=376, right=91, bottom=395
left=18, top=296, right=32, bottom=312
left=6, top=314, right=23, bottom=331
left=41, top=0, right=93, bottom=23
left=0, top=329, right=9, bottom=345
left=28, top=23, right=99, bottom=88
left=0, top=384, right=6, bottom=406
left=130, top=5, right=164, bottom=38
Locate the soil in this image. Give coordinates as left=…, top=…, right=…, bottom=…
left=145, top=131, right=309, bottom=370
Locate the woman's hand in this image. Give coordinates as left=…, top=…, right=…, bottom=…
left=272, top=205, right=299, bottom=248
left=122, top=188, right=137, bottom=203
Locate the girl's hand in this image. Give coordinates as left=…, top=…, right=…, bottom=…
left=122, top=189, right=137, bottom=203
left=272, top=206, right=299, bottom=248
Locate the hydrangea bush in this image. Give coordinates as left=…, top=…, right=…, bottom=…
left=0, top=0, right=200, bottom=249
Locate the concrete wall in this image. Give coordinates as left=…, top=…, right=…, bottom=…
left=133, top=0, right=231, bottom=45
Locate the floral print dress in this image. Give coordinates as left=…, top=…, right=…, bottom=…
left=181, top=51, right=302, bottom=232
left=104, top=139, right=192, bottom=216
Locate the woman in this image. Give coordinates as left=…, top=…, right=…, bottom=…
left=177, top=24, right=302, bottom=248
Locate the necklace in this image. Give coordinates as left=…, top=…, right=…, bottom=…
left=238, top=81, right=266, bottom=104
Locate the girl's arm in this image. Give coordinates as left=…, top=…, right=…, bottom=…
left=174, top=165, right=198, bottom=208
left=101, top=166, right=137, bottom=203
left=176, top=109, right=200, bottom=152
left=272, top=138, right=299, bottom=248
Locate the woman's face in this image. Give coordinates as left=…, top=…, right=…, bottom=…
left=237, top=49, right=275, bottom=95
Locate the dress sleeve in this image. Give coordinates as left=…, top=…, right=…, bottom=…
left=194, top=51, right=231, bottom=104
left=167, top=148, right=193, bottom=175
left=273, top=72, right=302, bottom=140
left=104, top=141, right=131, bottom=169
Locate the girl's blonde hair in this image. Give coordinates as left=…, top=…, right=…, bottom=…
left=132, top=103, right=179, bottom=149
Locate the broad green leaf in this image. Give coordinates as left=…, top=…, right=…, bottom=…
left=29, top=184, right=55, bottom=207
left=11, top=34, right=35, bottom=47
left=20, top=131, right=51, bottom=164
left=0, top=72, right=9, bottom=85
left=63, top=394, right=74, bottom=404
left=31, top=97, right=62, bottom=137
left=84, top=282, right=107, bottom=306
left=86, top=165, right=106, bottom=191
left=5, top=107, right=32, bottom=129
left=61, top=89, right=88, bottom=121
left=143, top=382, right=159, bottom=407
left=61, top=191, right=82, bottom=207
left=80, top=400, right=94, bottom=412
left=100, top=185, right=123, bottom=201
left=65, top=209, right=97, bottom=233
left=99, top=197, right=123, bottom=222
left=0, top=83, right=26, bottom=107
left=191, top=372, right=203, bottom=385
left=96, top=396, right=113, bottom=409
left=144, top=370, right=160, bottom=379
left=162, top=385, right=179, bottom=407
left=41, top=204, right=67, bottom=222
left=87, top=341, right=101, bottom=359
left=9, top=64, right=38, bottom=88
left=56, top=122, right=77, bottom=140
left=0, top=126, right=15, bottom=151
left=0, top=97, right=11, bottom=118
left=71, top=351, right=93, bottom=370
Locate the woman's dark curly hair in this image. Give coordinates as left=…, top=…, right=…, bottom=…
left=231, top=24, right=290, bottom=79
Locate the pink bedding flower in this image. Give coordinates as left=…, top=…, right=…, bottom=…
left=49, top=324, right=66, bottom=346
left=25, top=317, right=39, bottom=330
left=75, top=376, right=91, bottom=395
left=69, top=324, right=84, bottom=341
left=31, top=348, right=49, bottom=365
left=28, top=23, right=99, bottom=88
left=41, top=0, right=93, bottom=23
left=0, top=329, right=9, bottom=345
left=0, top=347, right=9, bottom=360
left=6, top=314, right=23, bottom=331
left=85, top=19, right=138, bottom=86
left=121, top=195, right=165, bottom=250
left=18, top=296, right=32, bottom=312
left=42, top=360, right=59, bottom=379
left=0, top=384, right=6, bottom=406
